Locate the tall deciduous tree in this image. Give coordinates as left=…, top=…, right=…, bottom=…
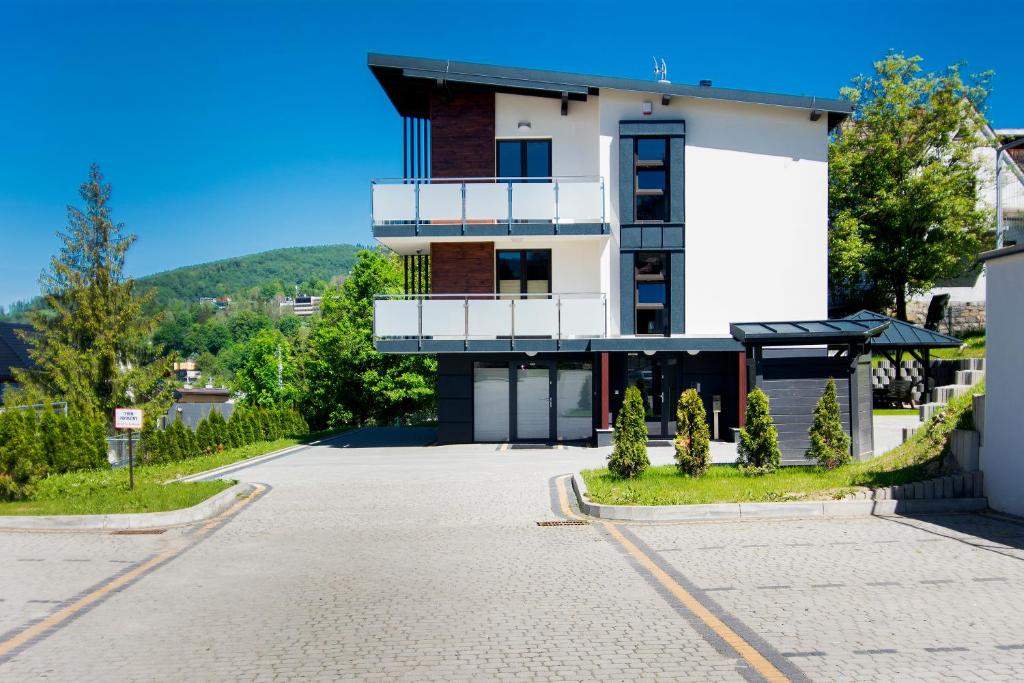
left=13, top=165, right=172, bottom=420
left=301, top=249, right=435, bottom=429
left=235, top=328, right=298, bottom=407
left=829, top=53, right=993, bottom=320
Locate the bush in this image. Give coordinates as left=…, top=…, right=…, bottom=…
left=0, top=410, right=41, bottom=500
left=806, top=377, right=851, bottom=469
left=674, top=389, right=711, bottom=477
left=196, top=416, right=215, bottom=454
left=609, top=385, right=649, bottom=479
left=737, top=388, right=781, bottom=475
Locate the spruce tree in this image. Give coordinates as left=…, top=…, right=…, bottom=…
left=11, top=165, right=173, bottom=421
left=737, top=388, right=781, bottom=474
left=674, top=389, right=711, bottom=477
left=608, top=385, right=649, bottom=479
left=806, top=377, right=852, bottom=469
left=196, top=416, right=214, bottom=454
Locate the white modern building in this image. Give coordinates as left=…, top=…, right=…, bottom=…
left=979, top=243, right=1024, bottom=517
left=367, top=53, right=885, bottom=460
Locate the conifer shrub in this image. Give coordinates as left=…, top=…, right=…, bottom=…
left=609, top=385, right=649, bottom=479
left=806, top=377, right=851, bottom=469
left=737, top=388, right=781, bottom=475
left=196, top=416, right=215, bottom=454
left=674, top=389, right=711, bottom=477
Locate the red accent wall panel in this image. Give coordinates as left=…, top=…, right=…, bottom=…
left=430, top=90, right=495, bottom=178
left=430, top=242, right=495, bottom=294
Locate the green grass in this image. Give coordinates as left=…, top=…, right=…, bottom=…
left=583, top=384, right=982, bottom=506
left=873, top=408, right=919, bottom=416
left=0, top=429, right=344, bottom=516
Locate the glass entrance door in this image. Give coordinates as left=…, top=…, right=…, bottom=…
left=515, top=364, right=551, bottom=440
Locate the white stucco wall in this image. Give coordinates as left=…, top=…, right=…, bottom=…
left=982, top=249, right=1024, bottom=517
left=598, top=90, right=829, bottom=335
left=495, top=94, right=600, bottom=178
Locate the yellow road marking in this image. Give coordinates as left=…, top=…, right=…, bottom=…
left=0, top=484, right=266, bottom=659
left=556, top=476, right=789, bottom=683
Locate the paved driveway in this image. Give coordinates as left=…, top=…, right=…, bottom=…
left=2, top=428, right=1024, bottom=681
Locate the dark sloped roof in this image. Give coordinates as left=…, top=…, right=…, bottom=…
left=730, top=318, right=889, bottom=345
left=0, top=322, right=34, bottom=383
left=844, top=310, right=962, bottom=348
left=368, top=53, right=853, bottom=129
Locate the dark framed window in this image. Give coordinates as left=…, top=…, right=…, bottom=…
left=497, top=140, right=552, bottom=181
left=496, top=249, right=551, bottom=297
left=635, top=251, right=668, bottom=335
left=634, top=137, right=669, bottom=222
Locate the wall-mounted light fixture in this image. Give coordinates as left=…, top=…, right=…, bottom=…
left=517, top=120, right=532, bottom=131
left=642, top=101, right=653, bottom=116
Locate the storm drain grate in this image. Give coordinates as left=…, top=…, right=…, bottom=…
left=536, top=519, right=589, bottom=527
left=111, top=528, right=166, bottom=535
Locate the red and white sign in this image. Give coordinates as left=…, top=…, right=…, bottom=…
left=114, top=408, right=144, bottom=430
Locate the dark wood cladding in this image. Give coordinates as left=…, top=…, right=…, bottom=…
left=430, top=90, right=495, bottom=178
left=430, top=242, right=494, bottom=294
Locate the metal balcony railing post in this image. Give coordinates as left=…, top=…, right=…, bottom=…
left=510, top=298, right=516, bottom=350
left=417, top=297, right=423, bottom=351
left=600, top=177, right=606, bottom=226
left=460, top=181, right=467, bottom=236
left=553, top=179, right=560, bottom=234
left=603, top=294, right=608, bottom=338
left=556, top=295, right=562, bottom=348
left=414, top=182, right=421, bottom=237
left=464, top=297, right=469, bottom=349
left=507, top=181, right=513, bottom=235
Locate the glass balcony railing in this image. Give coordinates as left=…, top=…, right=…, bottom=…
left=370, top=176, right=606, bottom=229
left=373, top=293, right=608, bottom=340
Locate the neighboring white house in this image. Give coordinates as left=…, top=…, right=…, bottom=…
left=978, top=242, right=1024, bottom=517
left=907, top=125, right=1024, bottom=332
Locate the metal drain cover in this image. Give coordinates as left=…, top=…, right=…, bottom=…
left=536, top=519, right=589, bottom=526
left=112, top=528, right=166, bottom=535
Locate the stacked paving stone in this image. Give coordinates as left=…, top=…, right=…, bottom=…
left=917, top=357, right=985, bottom=422
left=843, top=470, right=983, bottom=501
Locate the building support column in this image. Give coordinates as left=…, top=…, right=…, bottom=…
left=600, top=352, right=610, bottom=429
left=737, top=351, right=747, bottom=427
left=848, top=343, right=861, bottom=458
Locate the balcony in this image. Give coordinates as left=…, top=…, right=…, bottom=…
left=374, top=293, right=607, bottom=351
left=371, top=176, right=608, bottom=239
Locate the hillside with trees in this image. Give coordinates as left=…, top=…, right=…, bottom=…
left=138, top=244, right=365, bottom=308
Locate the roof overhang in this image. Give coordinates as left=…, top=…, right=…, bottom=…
left=368, top=53, right=853, bottom=128
left=730, top=318, right=890, bottom=346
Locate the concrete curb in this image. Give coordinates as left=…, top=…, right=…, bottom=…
left=0, top=483, right=255, bottom=531
left=570, top=473, right=988, bottom=521
left=174, top=428, right=361, bottom=483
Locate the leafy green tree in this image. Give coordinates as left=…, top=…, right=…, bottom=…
left=228, top=311, right=273, bottom=345
left=737, top=388, right=781, bottom=475
left=277, top=315, right=302, bottom=338
left=806, top=377, right=852, bottom=469
left=674, top=389, right=711, bottom=477
left=235, top=329, right=298, bottom=407
left=609, top=385, right=650, bottom=479
left=12, top=165, right=173, bottom=420
left=829, top=53, right=993, bottom=319
left=0, top=410, right=41, bottom=500
left=301, top=249, right=436, bottom=429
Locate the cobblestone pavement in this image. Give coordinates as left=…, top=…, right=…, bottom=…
left=1, top=427, right=1023, bottom=681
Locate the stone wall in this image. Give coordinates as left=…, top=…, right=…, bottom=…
left=904, top=300, right=985, bottom=335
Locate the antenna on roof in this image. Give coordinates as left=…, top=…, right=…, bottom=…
left=653, top=57, right=670, bottom=84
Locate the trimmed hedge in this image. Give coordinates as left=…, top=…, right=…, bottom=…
left=0, top=408, right=106, bottom=501
left=140, top=406, right=308, bottom=464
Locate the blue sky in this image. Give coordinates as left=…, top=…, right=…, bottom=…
left=1, top=0, right=1020, bottom=309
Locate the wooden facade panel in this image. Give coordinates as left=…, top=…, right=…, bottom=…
left=430, top=89, right=495, bottom=179
left=430, top=242, right=495, bottom=294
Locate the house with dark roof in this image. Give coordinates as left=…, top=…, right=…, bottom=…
left=363, top=53, right=960, bottom=462
left=0, top=322, right=35, bottom=400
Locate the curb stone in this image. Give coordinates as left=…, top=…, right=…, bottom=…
left=0, top=483, right=255, bottom=531
left=570, top=473, right=987, bottom=522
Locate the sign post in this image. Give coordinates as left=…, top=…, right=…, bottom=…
left=114, top=408, right=144, bottom=490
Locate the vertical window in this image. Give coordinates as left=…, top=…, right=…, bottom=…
left=497, top=140, right=552, bottom=180
left=634, top=137, right=669, bottom=222
left=496, top=250, right=551, bottom=297
left=635, top=252, right=668, bottom=335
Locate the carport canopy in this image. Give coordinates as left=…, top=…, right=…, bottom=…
left=843, top=310, right=964, bottom=387
left=729, top=317, right=890, bottom=346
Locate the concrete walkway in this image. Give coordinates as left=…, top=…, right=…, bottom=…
left=2, top=427, right=1023, bottom=681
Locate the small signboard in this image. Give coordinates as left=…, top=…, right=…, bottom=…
left=712, top=395, right=722, bottom=413
left=114, top=408, right=144, bottom=430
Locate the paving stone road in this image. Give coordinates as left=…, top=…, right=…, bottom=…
left=1, top=427, right=1023, bottom=681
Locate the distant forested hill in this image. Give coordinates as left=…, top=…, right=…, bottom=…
left=138, top=244, right=364, bottom=307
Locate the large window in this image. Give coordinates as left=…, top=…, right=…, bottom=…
left=497, top=140, right=552, bottom=180
left=496, top=250, right=551, bottom=297
left=634, top=137, right=669, bottom=222
left=635, top=252, right=668, bottom=335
